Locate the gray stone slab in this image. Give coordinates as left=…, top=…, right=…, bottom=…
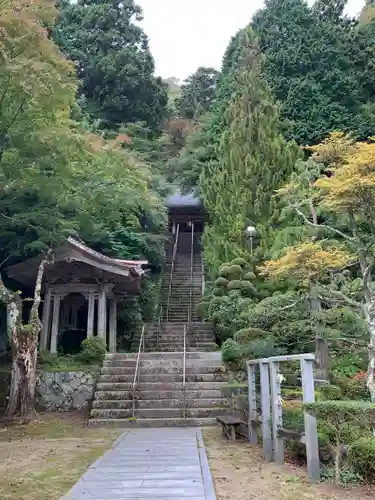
left=62, top=428, right=216, bottom=500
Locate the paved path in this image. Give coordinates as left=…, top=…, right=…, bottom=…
left=63, top=427, right=216, bottom=499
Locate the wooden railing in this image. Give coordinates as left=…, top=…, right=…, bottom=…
left=132, top=325, right=145, bottom=418
left=166, top=224, right=180, bottom=323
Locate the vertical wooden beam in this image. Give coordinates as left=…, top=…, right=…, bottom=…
left=87, top=291, right=95, bottom=338
left=301, top=358, right=320, bottom=482
left=98, top=289, right=107, bottom=346
left=260, top=361, right=273, bottom=460
left=40, top=287, right=51, bottom=350
left=50, top=294, right=61, bottom=354
left=109, top=299, right=117, bottom=353
left=247, top=362, right=258, bottom=444
left=270, top=360, right=284, bottom=464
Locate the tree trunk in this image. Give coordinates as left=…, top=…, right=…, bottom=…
left=310, top=283, right=329, bottom=382
left=3, top=254, right=51, bottom=418
left=365, top=299, right=375, bottom=403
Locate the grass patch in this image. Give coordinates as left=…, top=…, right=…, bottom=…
left=0, top=416, right=120, bottom=500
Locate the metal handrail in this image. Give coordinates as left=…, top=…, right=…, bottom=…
left=183, top=324, right=187, bottom=418
left=200, top=237, right=205, bottom=297
left=166, top=223, right=180, bottom=323
left=188, top=222, right=195, bottom=330
left=157, top=305, right=162, bottom=350
left=132, top=325, right=145, bottom=418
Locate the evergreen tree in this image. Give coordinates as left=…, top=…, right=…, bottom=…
left=200, top=28, right=300, bottom=272
left=53, top=0, right=168, bottom=131
left=175, top=67, right=219, bottom=119
left=252, top=0, right=375, bottom=144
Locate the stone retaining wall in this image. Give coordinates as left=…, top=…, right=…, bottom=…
left=36, top=371, right=97, bottom=411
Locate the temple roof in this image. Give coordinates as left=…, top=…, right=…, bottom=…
left=166, top=190, right=201, bottom=208
left=6, top=238, right=148, bottom=292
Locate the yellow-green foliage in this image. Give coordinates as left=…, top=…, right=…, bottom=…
left=259, top=242, right=354, bottom=285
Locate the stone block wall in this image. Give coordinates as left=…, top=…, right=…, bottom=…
left=36, top=371, right=97, bottom=411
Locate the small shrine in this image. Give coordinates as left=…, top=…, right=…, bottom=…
left=6, top=238, right=147, bottom=354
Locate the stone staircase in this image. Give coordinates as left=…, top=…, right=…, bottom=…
left=90, top=352, right=231, bottom=427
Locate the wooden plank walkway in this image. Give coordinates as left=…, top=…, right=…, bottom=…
left=63, top=427, right=216, bottom=499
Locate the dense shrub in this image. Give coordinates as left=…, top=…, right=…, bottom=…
left=79, top=337, right=106, bottom=364
left=227, top=264, right=243, bottom=279
left=221, top=338, right=245, bottom=367
left=348, top=437, right=375, bottom=482
left=213, top=287, right=225, bottom=296
left=215, top=277, right=229, bottom=287
left=227, top=280, right=242, bottom=290
left=243, top=271, right=256, bottom=280
left=230, top=257, right=247, bottom=267
left=241, top=280, right=256, bottom=294
left=196, top=301, right=209, bottom=319
left=212, top=296, right=226, bottom=305
left=235, top=327, right=269, bottom=344
left=218, top=265, right=231, bottom=277
left=318, top=385, right=342, bottom=401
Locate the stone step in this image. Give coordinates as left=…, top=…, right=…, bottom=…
left=94, top=389, right=222, bottom=400
left=98, top=373, right=228, bottom=383
left=90, top=407, right=231, bottom=419
left=101, top=365, right=226, bottom=375
left=92, top=397, right=229, bottom=410
left=89, top=417, right=217, bottom=428
left=105, top=352, right=221, bottom=361
left=97, top=381, right=225, bottom=391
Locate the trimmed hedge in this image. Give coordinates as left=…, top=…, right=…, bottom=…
left=348, top=436, right=375, bottom=481
left=227, top=280, right=242, bottom=291
left=243, top=271, right=256, bottom=280
left=227, top=265, right=243, bottom=279
left=218, top=265, right=231, bottom=277
left=213, top=287, right=225, bottom=296
left=230, top=257, right=247, bottom=267
left=215, top=277, right=229, bottom=287
left=235, top=327, right=269, bottom=344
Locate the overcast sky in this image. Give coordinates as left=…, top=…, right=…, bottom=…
left=137, top=0, right=365, bottom=81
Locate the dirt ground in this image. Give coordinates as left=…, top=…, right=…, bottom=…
left=0, top=413, right=120, bottom=500
left=202, top=427, right=375, bottom=500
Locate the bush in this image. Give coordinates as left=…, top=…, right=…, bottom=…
left=230, top=257, right=247, bottom=267
left=241, top=280, right=256, bottom=295
left=235, top=327, right=269, bottom=344
left=215, top=277, right=229, bottom=287
left=243, top=271, right=256, bottom=280
left=247, top=337, right=286, bottom=359
left=318, top=384, right=342, bottom=401
left=213, top=287, right=225, bottom=296
left=196, top=301, right=209, bottom=319
left=305, top=400, right=375, bottom=484
left=345, top=372, right=370, bottom=401
left=218, top=265, right=231, bottom=277
left=221, top=338, right=244, bottom=366
left=348, top=437, right=375, bottom=482
left=212, top=296, right=226, bottom=306
left=227, top=265, right=243, bottom=279
left=79, top=337, right=107, bottom=364
left=227, top=280, right=242, bottom=291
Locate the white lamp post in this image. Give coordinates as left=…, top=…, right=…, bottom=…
left=246, top=225, right=256, bottom=255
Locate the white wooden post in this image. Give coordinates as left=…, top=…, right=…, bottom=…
left=270, top=360, right=284, bottom=464
left=40, top=288, right=51, bottom=350
left=50, top=294, right=61, bottom=354
left=109, top=299, right=117, bottom=353
left=87, top=291, right=95, bottom=338
left=260, top=360, right=273, bottom=460
left=98, top=289, right=107, bottom=345
left=247, top=362, right=258, bottom=444
left=301, top=358, right=320, bottom=482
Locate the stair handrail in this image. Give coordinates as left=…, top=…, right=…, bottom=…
left=200, top=236, right=205, bottom=297
left=188, top=222, right=195, bottom=330
left=183, top=323, right=187, bottom=418
left=166, top=223, right=180, bottom=323
left=132, top=325, right=145, bottom=418
left=157, top=305, right=162, bottom=350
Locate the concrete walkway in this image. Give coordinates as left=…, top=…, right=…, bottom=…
left=63, top=427, right=216, bottom=499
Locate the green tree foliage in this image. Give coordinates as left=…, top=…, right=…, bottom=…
left=200, top=28, right=300, bottom=272
left=175, top=67, right=219, bottom=119
left=252, top=0, right=375, bottom=144
left=53, top=0, right=168, bottom=131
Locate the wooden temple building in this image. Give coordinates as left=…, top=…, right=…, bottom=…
left=6, top=238, right=147, bottom=354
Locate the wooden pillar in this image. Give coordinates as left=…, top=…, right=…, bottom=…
left=50, top=294, right=61, bottom=354
left=109, top=299, right=117, bottom=353
left=87, top=291, right=95, bottom=338
left=260, top=360, right=273, bottom=460
left=270, top=360, right=284, bottom=464
left=301, top=358, right=320, bottom=482
left=40, top=288, right=51, bottom=350
left=98, top=289, right=107, bottom=346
